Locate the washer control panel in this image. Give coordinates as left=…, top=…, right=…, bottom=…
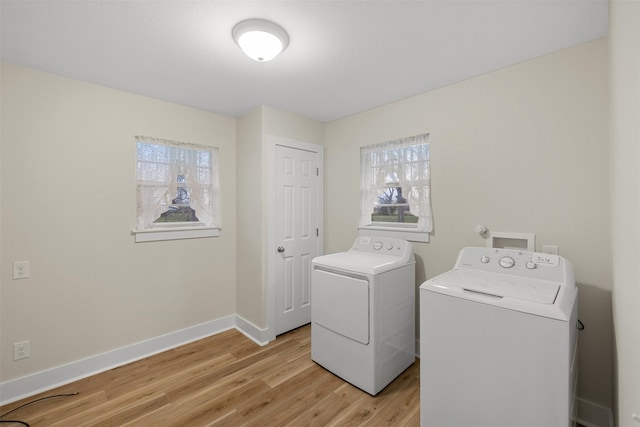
left=456, top=247, right=565, bottom=281
left=498, top=256, right=515, bottom=268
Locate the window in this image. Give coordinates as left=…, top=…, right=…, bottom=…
left=133, top=136, right=220, bottom=242
left=360, top=134, right=432, bottom=242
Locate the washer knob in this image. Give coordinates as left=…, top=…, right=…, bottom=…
left=480, top=256, right=490, bottom=264
left=373, top=242, right=383, bottom=250
left=526, top=261, right=537, bottom=269
left=499, top=256, right=515, bottom=268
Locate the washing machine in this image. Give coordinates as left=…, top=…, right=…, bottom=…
left=311, top=235, right=416, bottom=395
left=420, top=247, right=579, bottom=427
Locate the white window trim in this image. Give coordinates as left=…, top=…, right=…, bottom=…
left=358, top=225, right=430, bottom=243
left=132, top=226, right=220, bottom=243
left=133, top=136, right=221, bottom=242
left=360, top=133, right=432, bottom=243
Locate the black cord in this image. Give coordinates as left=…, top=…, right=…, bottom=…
left=0, top=392, right=79, bottom=427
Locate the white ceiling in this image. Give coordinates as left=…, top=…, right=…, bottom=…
left=0, top=0, right=608, bottom=123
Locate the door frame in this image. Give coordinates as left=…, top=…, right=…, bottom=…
left=266, top=135, right=324, bottom=342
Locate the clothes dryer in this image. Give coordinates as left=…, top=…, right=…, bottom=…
left=311, top=236, right=415, bottom=395
left=420, top=247, right=579, bottom=427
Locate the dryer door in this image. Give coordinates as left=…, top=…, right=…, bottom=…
left=312, top=268, right=370, bottom=344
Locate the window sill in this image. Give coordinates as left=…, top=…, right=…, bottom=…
left=358, top=226, right=429, bottom=243
left=132, top=226, right=220, bottom=242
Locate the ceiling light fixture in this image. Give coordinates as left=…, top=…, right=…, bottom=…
left=232, top=19, right=289, bottom=62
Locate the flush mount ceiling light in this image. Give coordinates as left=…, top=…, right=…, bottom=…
left=232, top=19, right=289, bottom=62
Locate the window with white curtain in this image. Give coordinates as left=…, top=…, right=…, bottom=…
left=133, top=136, right=220, bottom=242
left=360, top=134, right=432, bottom=242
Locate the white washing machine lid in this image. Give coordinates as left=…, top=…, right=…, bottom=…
left=430, top=269, right=560, bottom=304
left=421, top=246, right=576, bottom=320
left=312, top=251, right=408, bottom=275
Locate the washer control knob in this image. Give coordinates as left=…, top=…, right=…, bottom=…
left=480, top=256, right=490, bottom=264
left=373, top=242, right=383, bottom=250
left=499, top=256, right=515, bottom=268
left=526, top=261, right=537, bottom=269
left=387, top=244, right=394, bottom=250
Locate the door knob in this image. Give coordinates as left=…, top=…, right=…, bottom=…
left=277, top=246, right=285, bottom=253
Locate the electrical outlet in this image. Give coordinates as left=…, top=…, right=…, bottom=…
left=13, top=340, right=30, bottom=360
left=542, top=245, right=559, bottom=255
left=12, top=261, right=30, bottom=279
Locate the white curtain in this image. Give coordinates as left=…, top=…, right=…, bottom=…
left=360, top=133, right=433, bottom=233
left=135, top=136, right=220, bottom=229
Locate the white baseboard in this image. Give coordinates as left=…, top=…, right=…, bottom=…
left=0, top=315, right=269, bottom=406
left=235, top=315, right=270, bottom=346
left=576, top=397, right=614, bottom=427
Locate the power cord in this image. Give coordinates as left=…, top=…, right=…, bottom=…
left=0, top=392, right=79, bottom=427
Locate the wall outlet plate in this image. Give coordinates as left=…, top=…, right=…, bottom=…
left=13, top=340, right=30, bottom=360
left=12, top=261, right=30, bottom=279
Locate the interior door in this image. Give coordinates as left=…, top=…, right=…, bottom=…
left=275, top=144, right=320, bottom=335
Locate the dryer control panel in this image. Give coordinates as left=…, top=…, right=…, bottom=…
left=456, top=247, right=567, bottom=282
left=352, top=236, right=413, bottom=259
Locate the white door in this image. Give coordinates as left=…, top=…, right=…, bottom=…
left=275, top=144, right=320, bottom=335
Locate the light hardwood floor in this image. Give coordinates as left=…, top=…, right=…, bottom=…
left=0, top=324, right=420, bottom=426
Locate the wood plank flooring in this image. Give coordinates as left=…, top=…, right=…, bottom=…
left=0, top=324, right=420, bottom=426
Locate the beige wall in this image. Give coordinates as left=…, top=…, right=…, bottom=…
left=324, top=39, right=611, bottom=408
left=1, top=37, right=617, bottom=412
left=610, top=1, right=640, bottom=426
left=235, top=106, right=323, bottom=329
left=236, top=108, right=264, bottom=327
left=0, top=63, right=237, bottom=382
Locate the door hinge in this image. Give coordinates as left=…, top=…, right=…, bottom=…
left=316, top=228, right=319, bottom=237
left=316, top=167, right=319, bottom=176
